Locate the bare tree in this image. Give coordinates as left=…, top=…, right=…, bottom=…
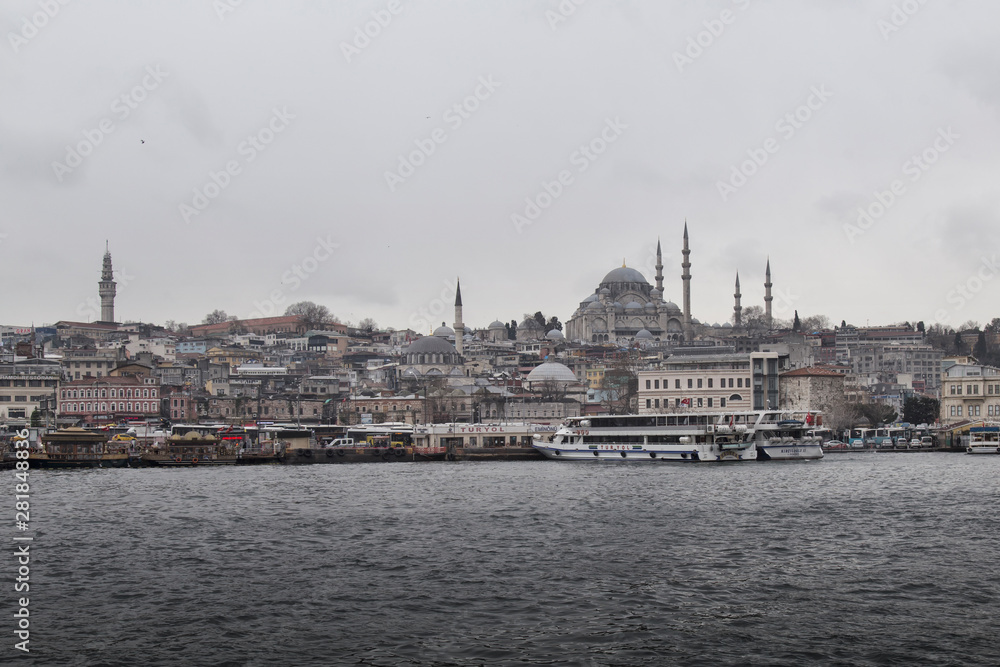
left=358, top=317, right=378, bottom=333
left=285, top=301, right=337, bottom=330
left=600, top=350, right=642, bottom=414
left=203, top=309, right=231, bottom=325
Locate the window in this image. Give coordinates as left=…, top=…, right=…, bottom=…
left=697, top=379, right=703, bottom=388
left=708, top=379, right=713, bottom=388
left=687, top=379, right=693, bottom=389
left=654, top=399, right=660, bottom=408
left=654, top=379, right=659, bottom=389
left=697, top=398, right=703, bottom=407
left=708, top=398, right=713, bottom=407
left=720, top=397, right=726, bottom=408
left=645, top=380, right=651, bottom=390
left=646, top=399, right=651, bottom=409
left=729, top=378, right=734, bottom=388
left=737, top=378, right=743, bottom=388
left=957, top=406, right=963, bottom=416
left=675, top=379, right=680, bottom=389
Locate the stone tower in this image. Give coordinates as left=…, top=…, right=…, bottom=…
left=453, top=278, right=464, bottom=355
left=99, top=242, right=117, bottom=323
left=655, top=238, right=664, bottom=293
left=681, top=221, right=692, bottom=340
left=734, top=272, right=742, bottom=327
left=764, top=258, right=773, bottom=330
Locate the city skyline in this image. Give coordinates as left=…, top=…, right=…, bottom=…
left=3, top=2, right=999, bottom=331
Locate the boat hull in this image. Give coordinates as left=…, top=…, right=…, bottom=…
left=532, top=443, right=754, bottom=462
left=142, top=455, right=239, bottom=466
left=26, top=454, right=131, bottom=469
left=966, top=445, right=1000, bottom=455
left=756, top=443, right=825, bottom=461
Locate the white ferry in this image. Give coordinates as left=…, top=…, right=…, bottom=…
left=966, top=426, right=1000, bottom=454
left=752, top=413, right=825, bottom=461
left=534, top=413, right=757, bottom=462
left=534, top=411, right=825, bottom=462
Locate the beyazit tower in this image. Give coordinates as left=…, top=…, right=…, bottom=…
left=99, top=242, right=117, bottom=323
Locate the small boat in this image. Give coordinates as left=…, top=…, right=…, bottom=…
left=25, top=427, right=130, bottom=469
left=142, top=432, right=238, bottom=466
left=966, top=426, right=1000, bottom=455
left=753, top=417, right=825, bottom=461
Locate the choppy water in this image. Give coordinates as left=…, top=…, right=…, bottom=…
left=13, top=453, right=1000, bottom=665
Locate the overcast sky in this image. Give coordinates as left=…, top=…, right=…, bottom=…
left=3, top=0, right=998, bottom=335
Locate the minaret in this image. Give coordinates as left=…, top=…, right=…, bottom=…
left=764, top=258, right=773, bottom=330
left=733, top=272, right=742, bottom=327
left=99, top=242, right=117, bottom=323
left=655, top=238, right=664, bottom=293
left=453, top=278, right=464, bottom=356
left=681, top=221, right=692, bottom=340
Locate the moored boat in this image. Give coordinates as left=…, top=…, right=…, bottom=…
left=28, top=427, right=129, bottom=469
left=966, top=426, right=1000, bottom=454
left=753, top=414, right=825, bottom=461
left=142, top=432, right=238, bottom=466
left=535, top=413, right=757, bottom=462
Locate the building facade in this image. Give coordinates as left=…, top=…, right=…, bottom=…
left=940, top=363, right=1000, bottom=422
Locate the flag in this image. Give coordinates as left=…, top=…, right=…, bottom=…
left=806, top=413, right=814, bottom=425
left=681, top=398, right=691, bottom=406
left=729, top=414, right=735, bottom=428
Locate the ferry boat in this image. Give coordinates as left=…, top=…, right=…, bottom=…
left=412, top=423, right=542, bottom=461
left=29, top=427, right=130, bottom=469
left=535, top=413, right=757, bottom=462
left=966, top=426, right=1000, bottom=454
left=753, top=413, right=825, bottom=461
left=142, top=431, right=239, bottom=466
left=535, top=410, right=825, bottom=462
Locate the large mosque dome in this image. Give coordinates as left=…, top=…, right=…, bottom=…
left=600, top=266, right=649, bottom=285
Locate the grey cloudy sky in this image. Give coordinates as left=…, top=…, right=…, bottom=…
left=3, top=0, right=999, bottom=334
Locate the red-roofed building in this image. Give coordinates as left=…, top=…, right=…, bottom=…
left=57, top=376, right=161, bottom=426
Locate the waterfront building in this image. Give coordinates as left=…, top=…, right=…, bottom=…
left=940, top=362, right=1000, bottom=422
left=57, top=376, right=161, bottom=426
left=636, top=351, right=785, bottom=413
left=0, top=359, right=61, bottom=425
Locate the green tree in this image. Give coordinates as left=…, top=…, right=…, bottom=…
left=30, top=408, right=42, bottom=427
left=973, top=331, right=988, bottom=360
left=902, top=396, right=940, bottom=425
left=792, top=310, right=801, bottom=332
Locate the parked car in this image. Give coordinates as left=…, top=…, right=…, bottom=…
left=823, top=440, right=848, bottom=450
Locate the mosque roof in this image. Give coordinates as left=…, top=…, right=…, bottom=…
left=601, top=266, right=649, bottom=285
